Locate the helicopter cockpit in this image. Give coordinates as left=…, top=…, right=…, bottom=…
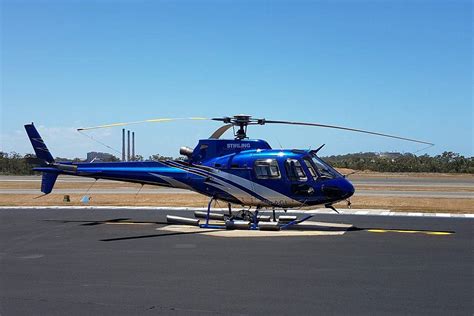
left=284, top=154, right=341, bottom=182
left=245, top=150, right=342, bottom=184
left=309, top=155, right=342, bottom=179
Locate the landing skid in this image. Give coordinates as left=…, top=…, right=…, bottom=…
left=166, top=198, right=317, bottom=231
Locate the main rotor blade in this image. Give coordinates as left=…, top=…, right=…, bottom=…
left=264, top=120, right=434, bottom=146
left=209, top=124, right=233, bottom=139
left=77, top=117, right=208, bottom=131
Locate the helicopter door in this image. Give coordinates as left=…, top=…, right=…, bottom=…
left=285, top=158, right=313, bottom=196
left=251, top=158, right=282, bottom=206
left=220, top=164, right=259, bottom=206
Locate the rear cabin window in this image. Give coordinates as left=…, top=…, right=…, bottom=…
left=254, top=159, right=281, bottom=179
left=285, top=159, right=307, bottom=181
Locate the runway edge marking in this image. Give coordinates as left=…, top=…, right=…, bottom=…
left=0, top=206, right=472, bottom=218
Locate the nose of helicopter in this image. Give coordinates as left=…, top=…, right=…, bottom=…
left=319, top=177, right=355, bottom=201
left=341, top=178, right=355, bottom=199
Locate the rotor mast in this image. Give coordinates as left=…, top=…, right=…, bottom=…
left=217, top=114, right=264, bottom=140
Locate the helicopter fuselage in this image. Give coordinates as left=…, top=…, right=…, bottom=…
left=33, top=137, right=355, bottom=208
left=27, top=110, right=432, bottom=209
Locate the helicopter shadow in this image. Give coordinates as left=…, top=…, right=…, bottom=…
left=44, top=218, right=169, bottom=226
left=43, top=218, right=455, bottom=242
left=43, top=218, right=217, bottom=241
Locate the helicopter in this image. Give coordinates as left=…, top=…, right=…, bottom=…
left=25, top=115, right=433, bottom=230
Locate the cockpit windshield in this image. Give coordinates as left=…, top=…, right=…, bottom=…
left=310, top=155, right=341, bottom=179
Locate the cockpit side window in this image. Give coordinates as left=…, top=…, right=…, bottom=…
left=303, top=158, right=318, bottom=179
left=311, top=156, right=340, bottom=179
left=285, top=159, right=308, bottom=181
left=254, top=159, right=281, bottom=179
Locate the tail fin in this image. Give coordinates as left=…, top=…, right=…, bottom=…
left=25, top=123, right=58, bottom=194
left=24, top=123, right=55, bottom=163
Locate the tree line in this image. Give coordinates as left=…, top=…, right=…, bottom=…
left=0, top=152, right=181, bottom=175
left=323, top=151, right=474, bottom=174
left=1, top=151, right=473, bottom=175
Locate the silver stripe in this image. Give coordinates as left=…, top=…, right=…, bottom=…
left=163, top=161, right=263, bottom=204
left=149, top=173, right=194, bottom=191
left=211, top=169, right=301, bottom=206
left=167, top=161, right=302, bottom=207
left=205, top=178, right=259, bottom=205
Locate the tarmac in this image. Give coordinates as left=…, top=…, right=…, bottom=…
left=0, top=208, right=472, bottom=315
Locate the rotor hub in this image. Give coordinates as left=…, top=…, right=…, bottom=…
left=212, top=114, right=266, bottom=140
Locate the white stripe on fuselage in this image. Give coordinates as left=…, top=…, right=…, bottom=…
left=149, top=173, right=194, bottom=191
left=153, top=164, right=259, bottom=205
left=165, top=161, right=302, bottom=207
left=210, top=168, right=302, bottom=207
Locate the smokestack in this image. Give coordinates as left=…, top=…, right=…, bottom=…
left=127, top=130, right=131, bottom=162
left=132, top=132, right=135, bottom=161
left=122, top=129, right=126, bottom=161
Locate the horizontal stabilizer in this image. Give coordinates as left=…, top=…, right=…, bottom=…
left=41, top=172, right=58, bottom=194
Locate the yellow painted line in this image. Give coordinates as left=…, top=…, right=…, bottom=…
left=426, top=232, right=452, bottom=235
left=367, top=229, right=387, bottom=233
left=367, top=229, right=452, bottom=235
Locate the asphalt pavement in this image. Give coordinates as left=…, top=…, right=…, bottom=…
left=0, top=208, right=472, bottom=315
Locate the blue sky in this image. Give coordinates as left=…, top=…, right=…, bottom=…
left=1, top=0, right=472, bottom=159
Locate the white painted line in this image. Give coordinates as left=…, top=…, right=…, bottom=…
left=0, top=206, right=472, bottom=219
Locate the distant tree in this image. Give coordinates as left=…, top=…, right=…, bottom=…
left=102, top=155, right=120, bottom=162
left=149, top=154, right=174, bottom=161
left=0, top=151, right=35, bottom=175
left=323, top=151, right=473, bottom=174
left=132, top=155, right=144, bottom=161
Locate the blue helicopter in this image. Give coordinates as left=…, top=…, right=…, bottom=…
left=25, top=115, right=433, bottom=230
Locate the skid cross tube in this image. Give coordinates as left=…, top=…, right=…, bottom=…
left=280, top=215, right=314, bottom=230
left=251, top=209, right=259, bottom=230
left=200, top=196, right=226, bottom=229
left=206, top=197, right=214, bottom=226
left=227, top=203, right=232, bottom=217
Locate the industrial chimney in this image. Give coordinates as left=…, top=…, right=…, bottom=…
left=127, top=130, right=131, bottom=162
left=132, top=132, right=135, bottom=161
left=122, top=129, right=126, bottom=161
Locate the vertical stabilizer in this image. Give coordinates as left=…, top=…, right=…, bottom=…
left=41, top=172, right=58, bottom=194
left=25, top=123, right=58, bottom=195
left=24, top=123, right=55, bottom=163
